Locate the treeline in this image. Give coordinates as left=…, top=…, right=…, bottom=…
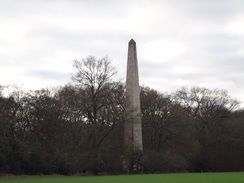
left=1, top=56, right=244, bottom=175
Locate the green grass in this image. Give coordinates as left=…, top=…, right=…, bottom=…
left=1, top=172, right=244, bottom=183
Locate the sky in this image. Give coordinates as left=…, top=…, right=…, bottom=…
left=0, top=0, right=244, bottom=106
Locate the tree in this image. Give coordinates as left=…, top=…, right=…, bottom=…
left=173, top=87, right=239, bottom=123
left=140, top=87, right=198, bottom=173
left=71, top=56, right=121, bottom=173
left=173, top=87, right=240, bottom=172
left=72, top=56, right=117, bottom=91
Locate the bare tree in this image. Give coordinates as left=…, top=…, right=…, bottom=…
left=173, top=87, right=240, bottom=171
left=140, top=87, right=198, bottom=172
left=72, top=56, right=117, bottom=91
left=173, top=87, right=239, bottom=126
left=71, top=56, right=121, bottom=173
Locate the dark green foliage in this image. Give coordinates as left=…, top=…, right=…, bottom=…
left=0, top=126, right=10, bottom=172
left=22, top=145, right=48, bottom=175
left=127, top=150, right=144, bottom=174
left=52, top=151, right=70, bottom=175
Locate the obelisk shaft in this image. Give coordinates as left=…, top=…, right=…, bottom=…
left=124, top=39, right=143, bottom=152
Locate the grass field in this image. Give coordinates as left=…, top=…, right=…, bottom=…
left=1, top=172, right=244, bottom=183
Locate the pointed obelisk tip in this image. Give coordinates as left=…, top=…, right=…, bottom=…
left=129, top=39, right=136, bottom=44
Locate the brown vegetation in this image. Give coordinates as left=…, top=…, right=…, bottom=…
left=0, top=56, right=244, bottom=175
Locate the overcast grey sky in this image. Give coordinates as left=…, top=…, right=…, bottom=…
left=1, top=0, right=244, bottom=106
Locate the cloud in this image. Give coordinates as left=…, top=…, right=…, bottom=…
left=24, top=69, right=68, bottom=80
left=0, top=0, right=244, bottom=106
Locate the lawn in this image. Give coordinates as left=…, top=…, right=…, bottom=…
left=1, top=172, right=244, bottom=183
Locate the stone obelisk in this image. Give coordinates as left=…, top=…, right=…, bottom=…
left=124, top=39, right=143, bottom=171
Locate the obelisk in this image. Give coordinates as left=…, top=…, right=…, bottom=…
left=124, top=39, right=143, bottom=171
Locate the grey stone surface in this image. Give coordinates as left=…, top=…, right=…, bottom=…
left=124, top=39, right=143, bottom=153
